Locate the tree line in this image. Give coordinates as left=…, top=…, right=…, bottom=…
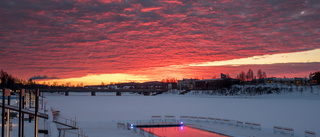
left=0, top=69, right=17, bottom=89
left=236, top=69, right=267, bottom=81
left=0, top=70, right=62, bottom=90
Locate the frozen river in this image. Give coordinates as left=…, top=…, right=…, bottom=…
left=44, top=92, right=320, bottom=137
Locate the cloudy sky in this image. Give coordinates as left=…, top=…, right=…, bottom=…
left=1, top=0, right=320, bottom=85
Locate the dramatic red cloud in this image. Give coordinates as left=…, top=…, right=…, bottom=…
left=0, top=0, right=319, bottom=83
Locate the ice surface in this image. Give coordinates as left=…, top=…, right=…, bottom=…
left=44, top=90, right=320, bottom=137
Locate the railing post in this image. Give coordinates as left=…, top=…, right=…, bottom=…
left=19, top=89, right=25, bottom=137
left=29, top=90, right=32, bottom=108
left=22, top=90, right=25, bottom=137
left=6, top=89, right=11, bottom=137
left=35, top=89, right=39, bottom=137
left=2, top=89, right=10, bottom=137
left=41, top=92, right=44, bottom=110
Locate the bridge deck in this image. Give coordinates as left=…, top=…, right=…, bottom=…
left=40, top=89, right=167, bottom=93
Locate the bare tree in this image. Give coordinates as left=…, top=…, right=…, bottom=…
left=257, top=69, right=267, bottom=79
left=257, top=69, right=263, bottom=79
left=52, top=81, right=58, bottom=87
left=0, top=69, right=16, bottom=89
left=226, top=73, right=230, bottom=78
left=246, top=69, right=254, bottom=81
left=66, top=82, right=71, bottom=87
left=262, top=71, right=267, bottom=79
left=237, top=71, right=246, bottom=81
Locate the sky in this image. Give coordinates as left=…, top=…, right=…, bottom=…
left=1, top=0, right=320, bottom=85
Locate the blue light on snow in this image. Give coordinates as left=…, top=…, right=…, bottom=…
left=130, top=124, right=134, bottom=128
left=180, top=126, right=184, bottom=130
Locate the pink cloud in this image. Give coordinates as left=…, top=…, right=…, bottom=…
left=0, top=0, right=319, bottom=81
left=141, top=7, right=163, bottom=12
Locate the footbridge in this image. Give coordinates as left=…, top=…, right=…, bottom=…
left=40, top=88, right=168, bottom=96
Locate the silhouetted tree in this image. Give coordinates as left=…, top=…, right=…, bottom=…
left=262, top=71, right=267, bottom=78
left=226, top=73, right=230, bottom=78
left=237, top=71, right=246, bottom=81
left=257, top=69, right=267, bottom=79
left=257, top=69, right=263, bottom=79
left=246, top=69, right=254, bottom=81
left=0, top=70, right=16, bottom=89
left=66, top=82, right=71, bottom=87
left=161, top=77, right=177, bottom=83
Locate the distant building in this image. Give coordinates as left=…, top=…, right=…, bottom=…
left=221, top=73, right=227, bottom=79
left=115, top=81, right=170, bottom=89
left=177, top=79, right=199, bottom=90
left=251, top=79, right=267, bottom=83
left=263, top=77, right=309, bottom=86
left=294, top=77, right=308, bottom=86
left=265, top=77, right=295, bottom=84
left=108, top=85, right=118, bottom=89
left=195, top=78, right=240, bottom=90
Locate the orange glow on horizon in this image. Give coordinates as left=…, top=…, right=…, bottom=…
left=37, top=73, right=152, bottom=86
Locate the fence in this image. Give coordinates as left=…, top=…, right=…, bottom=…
left=51, top=108, right=88, bottom=137
left=273, top=126, right=284, bottom=134
left=228, top=120, right=241, bottom=127
left=283, top=127, right=294, bottom=136
left=215, top=118, right=222, bottom=123
left=180, top=116, right=245, bottom=128
left=244, top=122, right=261, bottom=130
left=189, top=116, right=198, bottom=121
left=180, top=116, right=189, bottom=121
left=305, top=130, right=316, bottom=137
left=251, top=123, right=261, bottom=130
left=152, top=115, right=264, bottom=133
left=198, top=117, right=207, bottom=122
left=54, top=116, right=77, bottom=128
left=151, top=116, right=162, bottom=122
left=164, top=116, right=175, bottom=122
left=222, top=119, right=231, bottom=125
left=236, top=121, right=244, bottom=127
left=207, top=117, right=215, bottom=122
left=117, top=122, right=125, bottom=129
left=273, top=126, right=294, bottom=136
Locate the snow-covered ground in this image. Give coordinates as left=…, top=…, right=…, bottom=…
left=43, top=88, right=320, bottom=137
left=0, top=108, right=54, bottom=137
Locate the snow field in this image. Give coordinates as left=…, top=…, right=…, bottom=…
left=44, top=92, right=320, bottom=137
